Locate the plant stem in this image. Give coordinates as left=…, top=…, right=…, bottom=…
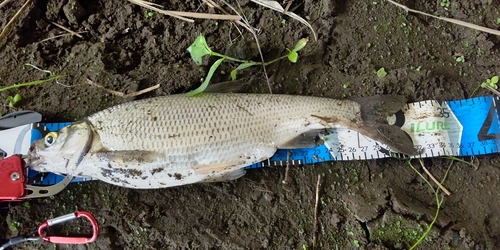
left=264, top=54, right=289, bottom=65
left=210, top=51, right=290, bottom=66
left=0, top=75, right=63, bottom=92
left=210, top=52, right=248, bottom=63
left=409, top=193, right=443, bottom=250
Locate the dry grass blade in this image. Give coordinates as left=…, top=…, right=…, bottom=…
left=129, top=0, right=192, bottom=22
left=86, top=78, right=160, bottom=98
left=124, top=84, right=160, bottom=98
left=129, top=0, right=240, bottom=22
left=172, top=11, right=240, bottom=20
left=388, top=0, right=500, bottom=36
left=418, top=158, right=451, bottom=195
left=312, top=174, right=321, bottom=249
left=47, top=20, right=83, bottom=39
left=0, top=0, right=33, bottom=47
left=282, top=149, right=291, bottom=184
left=470, top=156, right=479, bottom=170
left=0, top=0, right=15, bottom=9
left=38, top=32, right=88, bottom=43
left=250, top=0, right=317, bottom=41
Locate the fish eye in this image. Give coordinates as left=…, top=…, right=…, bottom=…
left=44, top=132, right=58, bottom=147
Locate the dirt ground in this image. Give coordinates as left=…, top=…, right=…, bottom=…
left=1, top=0, right=500, bottom=249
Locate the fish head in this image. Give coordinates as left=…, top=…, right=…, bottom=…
left=28, top=121, right=92, bottom=173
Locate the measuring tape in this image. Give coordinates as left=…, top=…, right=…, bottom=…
left=1, top=96, right=499, bottom=184
left=247, top=95, right=500, bottom=168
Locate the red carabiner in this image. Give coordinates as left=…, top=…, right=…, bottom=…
left=38, top=211, right=98, bottom=244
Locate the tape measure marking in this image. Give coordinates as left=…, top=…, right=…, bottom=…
left=248, top=96, right=500, bottom=167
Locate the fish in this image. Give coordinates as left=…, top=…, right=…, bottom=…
left=28, top=93, right=418, bottom=189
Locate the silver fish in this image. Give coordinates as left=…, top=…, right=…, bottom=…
left=28, top=93, right=417, bottom=189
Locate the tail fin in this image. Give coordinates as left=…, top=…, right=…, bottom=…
left=352, top=95, right=418, bottom=156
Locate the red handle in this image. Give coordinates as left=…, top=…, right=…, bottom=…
left=38, top=211, right=99, bottom=244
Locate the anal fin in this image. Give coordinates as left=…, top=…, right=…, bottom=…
left=200, top=168, right=246, bottom=183
left=279, top=129, right=324, bottom=149
left=193, top=162, right=246, bottom=183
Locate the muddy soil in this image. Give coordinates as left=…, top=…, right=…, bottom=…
left=1, top=0, right=500, bottom=249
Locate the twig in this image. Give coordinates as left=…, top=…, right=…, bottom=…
left=485, top=86, right=500, bottom=97
left=86, top=78, right=160, bottom=98
left=283, top=0, right=292, bottom=13
left=288, top=2, right=303, bottom=13
left=282, top=149, right=291, bottom=184
left=312, top=174, right=321, bottom=250
left=418, top=158, right=451, bottom=195
left=47, top=20, right=84, bottom=39
left=0, top=0, right=33, bottom=47
left=387, top=0, right=500, bottom=36
left=253, top=188, right=274, bottom=194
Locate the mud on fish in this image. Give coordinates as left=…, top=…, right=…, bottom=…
left=28, top=93, right=418, bottom=189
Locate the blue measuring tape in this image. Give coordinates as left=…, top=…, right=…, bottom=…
left=246, top=95, right=500, bottom=168
left=10, top=95, right=500, bottom=185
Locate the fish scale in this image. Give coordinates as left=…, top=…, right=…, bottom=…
left=28, top=93, right=416, bottom=189
left=87, top=94, right=358, bottom=155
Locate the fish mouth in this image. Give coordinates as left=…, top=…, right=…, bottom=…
left=27, top=143, right=46, bottom=170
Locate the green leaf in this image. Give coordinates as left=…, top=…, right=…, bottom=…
left=187, top=34, right=213, bottom=66
left=353, top=239, right=360, bottom=247
left=491, top=76, right=499, bottom=84
left=13, top=93, right=21, bottom=103
left=230, top=62, right=258, bottom=80
left=186, top=58, right=224, bottom=97
left=230, top=70, right=237, bottom=81
left=376, top=67, right=387, bottom=78
left=288, top=50, right=298, bottom=63
left=293, top=38, right=308, bottom=52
